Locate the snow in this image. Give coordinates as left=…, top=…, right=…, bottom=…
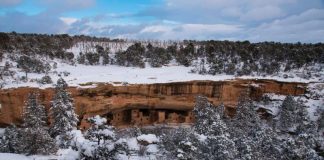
left=2, top=60, right=322, bottom=89
left=256, top=82, right=324, bottom=121
left=127, top=138, right=140, bottom=150
left=90, top=115, right=107, bottom=126
left=0, top=153, right=31, bottom=160
left=136, top=134, right=159, bottom=144
left=0, top=128, right=5, bottom=137
left=146, top=144, right=159, bottom=153
left=1, top=40, right=323, bottom=89
left=197, top=134, right=208, bottom=142
left=0, top=148, right=78, bottom=160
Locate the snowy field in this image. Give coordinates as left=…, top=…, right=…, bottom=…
left=2, top=60, right=323, bottom=89
left=1, top=41, right=323, bottom=89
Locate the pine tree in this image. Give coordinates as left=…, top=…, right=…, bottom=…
left=205, top=135, right=237, bottom=160
left=21, top=128, right=58, bottom=155
left=203, top=114, right=238, bottom=160
left=318, top=109, right=324, bottom=130
left=23, top=92, right=47, bottom=128
left=0, top=93, right=58, bottom=155
left=232, top=96, right=261, bottom=137
left=193, top=96, right=219, bottom=134
left=192, top=95, right=237, bottom=159
left=0, top=126, right=22, bottom=153
left=21, top=92, right=57, bottom=155
left=160, top=127, right=199, bottom=160
left=50, top=78, right=78, bottom=148
left=278, top=96, right=298, bottom=132
left=81, top=122, right=127, bottom=160
left=85, top=116, right=116, bottom=145
left=233, top=95, right=287, bottom=159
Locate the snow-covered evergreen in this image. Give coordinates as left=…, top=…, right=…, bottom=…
left=50, top=78, right=79, bottom=148
left=0, top=93, right=58, bottom=155
left=22, top=92, right=47, bottom=128
left=50, top=78, right=78, bottom=136
left=278, top=95, right=299, bottom=132
left=85, top=116, right=116, bottom=145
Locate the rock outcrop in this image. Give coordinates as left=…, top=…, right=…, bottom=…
left=0, top=79, right=306, bottom=129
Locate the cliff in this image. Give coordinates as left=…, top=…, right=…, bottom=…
left=0, top=79, right=306, bottom=128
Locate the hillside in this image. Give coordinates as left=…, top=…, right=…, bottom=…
left=0, top=32, right=323, bottom=89
left=0, top=33, right=323, bottom=159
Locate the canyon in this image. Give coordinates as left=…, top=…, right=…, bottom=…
left=0, top=79, right=307, bottom=129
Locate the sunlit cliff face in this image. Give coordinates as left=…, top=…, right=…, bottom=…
left=0, top=79, right=306, bottom=129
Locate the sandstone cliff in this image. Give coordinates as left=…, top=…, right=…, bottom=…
left=0, top=79, right=306, bottom=128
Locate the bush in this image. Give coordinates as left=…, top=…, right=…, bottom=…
left=85, top=52, right=100, bottom=65
left=115, top=43, right=145, bottom=67
left=16, top=55, right=47, bottom=74
left=38, top=75, right=53, bottom=84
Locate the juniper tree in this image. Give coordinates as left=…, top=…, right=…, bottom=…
left=50, top=78, right=78, bottom=147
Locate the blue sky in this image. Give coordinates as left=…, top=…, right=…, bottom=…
left=0, top=0, right=324, bottom=42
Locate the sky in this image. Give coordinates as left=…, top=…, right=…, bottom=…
left=0, top=0, right=324, bottom=42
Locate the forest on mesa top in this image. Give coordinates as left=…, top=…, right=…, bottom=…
left=0, top=32, right=323, bottom=80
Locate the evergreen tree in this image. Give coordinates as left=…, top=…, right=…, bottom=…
left=21, top=92, right=57, bottom=155
left=202, top=114, right=238, bottom=160
left=102, top=48, right=110, bottom=65
left=21, top=128, right=58, bottom=155
left=232, top=96, right=261, bottom=136
left=318, top=109, right=324, bottom=130
left=204, top=135, right=237, bottom=160
left=193, top=96, right=219, bottom=134
left=192, top=95, right=237, bottom=159
left=50, top=78, right=78, bottom=142
left=0, top=93, right=58, bottom=155
left=23, top=92, right=47, bottom=128
left=85, top=116, right=116, bottom=145
left=278, top=96, right=298, bottom=132
left=81, top=123, right=129, bottom=160
left=0, top=126, right=22, bottom=153
left=160, top=127, right=199, bottom=160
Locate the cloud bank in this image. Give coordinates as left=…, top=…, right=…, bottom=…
left=0, top=0, right=323, bottom=42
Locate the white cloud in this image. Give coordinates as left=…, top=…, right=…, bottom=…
left=60, top=17, right=78, bottom=25
left=247, top=9, right=324, bottom=42
left=137, top=23, right=243, bottom=40
left=240, top=5, right=285, bottom=21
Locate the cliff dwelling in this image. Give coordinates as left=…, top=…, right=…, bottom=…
left=0, top=79, right=306, bottom=129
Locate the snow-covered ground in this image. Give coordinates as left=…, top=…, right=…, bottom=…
left=255, top=83, right=324, bottom=121
left=0, top=148, right=78, bottom=160
left=1, top=41, right=323, bottom=89
left=2, top=59, right=323, bottom=89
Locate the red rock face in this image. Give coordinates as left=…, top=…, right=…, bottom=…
left=0, top=79, right=306, bottom=129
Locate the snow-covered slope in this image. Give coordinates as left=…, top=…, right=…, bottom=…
left=2, top=60, right=323, bottom=89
